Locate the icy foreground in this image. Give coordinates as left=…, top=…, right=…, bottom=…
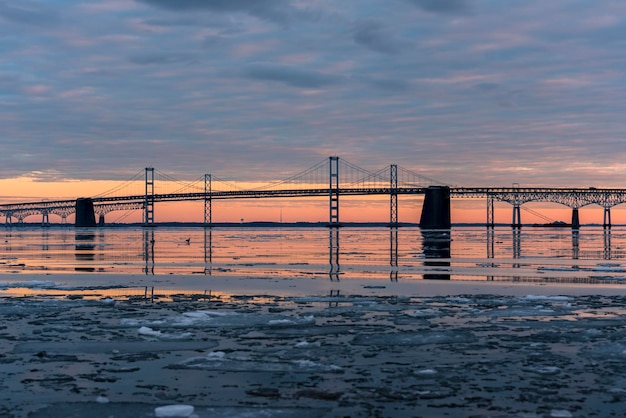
left=1, top=287, right=626, bottom=417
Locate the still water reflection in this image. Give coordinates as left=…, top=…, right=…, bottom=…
left=1, top=226, right=626, bottom=285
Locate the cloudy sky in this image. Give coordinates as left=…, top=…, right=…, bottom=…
left=2, top=0, right=626, bottom=188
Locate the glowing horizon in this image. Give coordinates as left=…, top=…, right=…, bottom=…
left=3, top=176, right=626, bottom=225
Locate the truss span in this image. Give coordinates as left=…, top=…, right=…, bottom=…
left=452, top=188, right=626, bottom=209
left=3, top=155, right=626, bottom=227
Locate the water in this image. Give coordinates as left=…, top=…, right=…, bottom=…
left=2, top=225, right=626, bottom=285
left=3, top=226, right=626, bottom=417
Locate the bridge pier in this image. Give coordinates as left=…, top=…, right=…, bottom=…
left=41, top=211, right=49, bottom=227
left=571, top=208, right=580, bottom=230
left=603, top=207, right=611, bottom=229
left=512, top=204, right=522, bottom=228
left=75, top=198, right=96, bottom=227
left=419, top=186, right=450, bottom=229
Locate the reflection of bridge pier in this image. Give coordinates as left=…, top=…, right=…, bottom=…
left=75, top=230, right=95, bottom=272
left=421, top=230, right=451, bottom=280
left=143, top=229, right=154, bottom=275
left=204, top=227, right=212, bottom=275
left=512, top=229, right=521, bottom=267
left=390, top=227, right=398, bottom=281
left=571, top=230, right=579, bottom=260
left=604, top=229, right=611, bottom=259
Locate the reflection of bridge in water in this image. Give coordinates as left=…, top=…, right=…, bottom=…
left=145, top=227, right=617, bottom=282
left=3, top=157, right=626, bottom=228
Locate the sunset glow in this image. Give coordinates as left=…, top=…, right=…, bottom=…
left=3, top=1, right=626, bottom=225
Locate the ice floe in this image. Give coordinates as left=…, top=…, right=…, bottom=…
left=154, top=404, right=195, bottom=418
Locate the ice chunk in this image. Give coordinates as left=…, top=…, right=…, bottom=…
left=154, top=405, right=194, bottom=417
left=138, top=326, right=162, bottom=337
left=353, top=330, right=476, bottom=346
left=206, top=351, right=226, bottom=360
left=123, top=310, right=315, bottom=329
left=138, top=326, right=193, bottom=340
left=550, top=410, right=572, bottom=418
left=295, top=341, right=321, bottom=348
left=405, top=309, right=439, bottom=318
left=522, top=295, right=571, bottom=302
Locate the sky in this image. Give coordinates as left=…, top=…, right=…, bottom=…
left=2, top=0, right=626, bottom=223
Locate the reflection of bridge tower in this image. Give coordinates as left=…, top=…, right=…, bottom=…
left=390, top=227, right=398, bottom=281
left=143, top=229, right=154, bottom=274
left=144, top=167, right=155, bottom=226
left=329, top=156, right=339, bottom=226
left=329, top=227, right=340, bottom=280
left=204, top=227, right=212, bottom=275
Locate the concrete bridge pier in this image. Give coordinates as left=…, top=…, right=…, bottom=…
left=512, top=204, right=522, bottom=228
left=98, top=214, right=105, bottom=226
left=75, top=198, right=96, bottom=227
left=419, top=186, right=451, bottom=229
left=571, top=208, right=580, bottom=230
left=603, top=207, right=611, bottom=229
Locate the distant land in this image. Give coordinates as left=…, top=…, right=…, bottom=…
left=4, top=221, right=622, bottom=228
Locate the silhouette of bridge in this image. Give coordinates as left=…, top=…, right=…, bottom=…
left=1, top=157, right=626, bottom=228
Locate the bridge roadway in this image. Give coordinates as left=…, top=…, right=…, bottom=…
left=3, top=186, right=626, bottom=227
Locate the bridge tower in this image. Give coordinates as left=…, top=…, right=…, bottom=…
left=329, top=156, right=340, bottom=226
left=204, top=174, right=212, bottom=226
left=390, top=164, right=398, bottom=226
left=144, top=167, right=155, bottom=226
left=41, top=210, right=49, bottom=227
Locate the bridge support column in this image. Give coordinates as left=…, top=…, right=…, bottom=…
left=75, top=198, right=96, bottom=227
left=328, top=156, right=340, bottom=226
left=204, top=174, right=212, bottom=227
left=41, top=211, right=49, bottom=227
left=512, top=204, right=521, bottom=228
left=144, top=167, right=155, bottom=226
left=98, top=214, right=105, bottom=226
left=389, top=164, right=398, bottom=226
left=571, top=208, right=580, bottom=229
left=603, top=207, right=611, bottom=229
left=486, top=196, right=494, bottom=228
left=419, top=186, right=450, bottom=229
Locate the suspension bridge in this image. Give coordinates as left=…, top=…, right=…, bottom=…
left=1, top=157, right=626, bottom=229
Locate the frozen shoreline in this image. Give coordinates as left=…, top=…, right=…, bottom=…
left=2, top=274, right=626, bottom=417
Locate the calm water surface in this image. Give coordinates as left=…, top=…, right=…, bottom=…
left=2, top=226, right=626, bottom=286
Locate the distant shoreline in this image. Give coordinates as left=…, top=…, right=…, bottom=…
left=3, top=221, right=623, bottom=228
